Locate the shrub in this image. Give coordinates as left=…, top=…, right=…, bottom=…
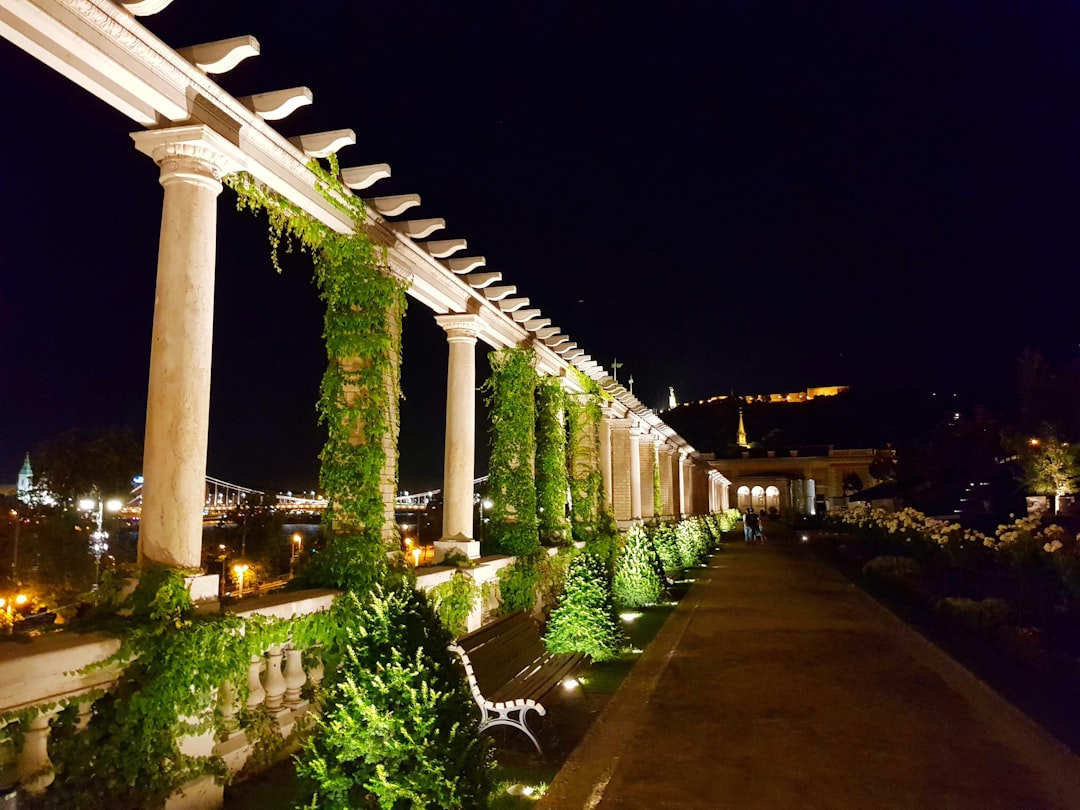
left=497, top=555, right=541, bottom=615
left=296, top=584, right=492, bottom=809
left=716, top=508, right=743, bottom=534
left=613, top=524, right=665, bottom=608
left=674, top=520, right=708, bottom=569
left=648, top=522, right=681, bottom=575
left=936, top=597, right=1012, bottom=635
left=544, top=552, right=628, bottom=662
left=429, top=572, right=480, bottom=638
left=862, top=555, right=920, bottom=585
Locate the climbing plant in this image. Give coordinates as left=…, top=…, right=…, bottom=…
left=483, top=346, right=539, bottom=557
left=653, top=442, right=664, bottom=519
left=226, top=155, right=408, bottom=591
left=428, top=572, right=480, bottom=638
left=566, top=389, right=604, bottom=543
left=536, top=377, right=571, bottom=545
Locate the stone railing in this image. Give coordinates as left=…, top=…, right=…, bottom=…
left=0, top=555, right=536, bottom=807
left=0, top=588, right=337, bottom=809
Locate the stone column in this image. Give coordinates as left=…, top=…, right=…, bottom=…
left=805, top=478, right=817, bottom=516
left=658, top=442, right=674, bottom=520
left=131, top=127, right=244, bottom=573
left=678, top=452, right=690, bottom=517
left=628, top=426, right=642, bottom=522
left=435, top=314, right=483, bottom=559
left=608, top=418, right=633, bottom=524
left=599, top=406, right=614, bottom=511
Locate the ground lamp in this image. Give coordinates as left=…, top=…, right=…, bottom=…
left=78, top=493, right=123, bottom=586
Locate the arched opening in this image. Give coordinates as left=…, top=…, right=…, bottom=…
left=765, top=485, right=781, bottom=513
left=751, top=485, right=766, bottom=510
left=737, top=485, right=751, bottom=511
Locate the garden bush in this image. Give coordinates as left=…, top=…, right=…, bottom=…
left=296, top=583, right=492, bottom=809
left=613, top=524, right=665, bottom=608
left=544, top=552, right=627, bottom=662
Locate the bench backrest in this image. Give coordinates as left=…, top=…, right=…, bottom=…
left=456, top=611, right=547, bottom=696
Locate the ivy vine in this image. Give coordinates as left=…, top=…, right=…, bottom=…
left=536, top=377, right=571, bottom=545
left=483, top=347, right=539, bottom=557
left=226, top=155, right=408, bottom=591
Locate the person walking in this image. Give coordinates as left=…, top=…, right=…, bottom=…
left=755, top=510, right=767, bottom=544
left=744, top=508, right=759, bottom=544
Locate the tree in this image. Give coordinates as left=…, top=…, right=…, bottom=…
left=868, top=448, right=898, bottom=484
left=1020, top=432, right=1080, bottom=514
left=31, top=426, right=142, bottom=503
left=842, top=472, right=864, bottom=495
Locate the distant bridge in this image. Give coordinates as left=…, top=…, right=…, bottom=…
left=124, top=475, right=490, bottom=517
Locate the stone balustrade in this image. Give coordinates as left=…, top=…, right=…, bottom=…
left=0, top=588, right=337, bottom=807
left=0, top=558, right=533, bottom=806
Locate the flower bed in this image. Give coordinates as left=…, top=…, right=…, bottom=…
left=810, top=504, right=1080, bottom=754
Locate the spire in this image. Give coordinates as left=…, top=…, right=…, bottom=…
left=17, top=453, right=33, bottom=498
left=736, top=408, right=748, bottom=448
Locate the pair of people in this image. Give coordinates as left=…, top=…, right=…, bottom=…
left=743, top=508, right=766, bottom=544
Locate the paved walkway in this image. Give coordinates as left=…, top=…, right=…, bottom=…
left=539, top=536, right=1080, bottom=809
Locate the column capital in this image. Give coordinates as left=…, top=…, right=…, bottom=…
left=608, top=417, right=635, bottom=432
left=132, top=124, right=247, bottom=191
left=435, top=312, right=484, bottom=343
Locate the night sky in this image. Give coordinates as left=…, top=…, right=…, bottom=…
left=3, top=1, right=1080, bottom=493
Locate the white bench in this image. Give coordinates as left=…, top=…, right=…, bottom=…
left=449, top=611, right=586, bottom=754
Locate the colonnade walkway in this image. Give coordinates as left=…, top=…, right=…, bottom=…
left=539, top=533, right=1080, bottom=809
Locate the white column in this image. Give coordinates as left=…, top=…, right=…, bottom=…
left=678, top=453, right=689, bottom=517
left=600, top=406, right=614, bottom=510
left=435, top=314, right=483, bottom=558
left=628, top=426, right=642, bottom=522
left=805, top=478, right=817, bottom=516
left=132, top=127, right=244, bottom=571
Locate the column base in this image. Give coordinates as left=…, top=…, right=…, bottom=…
left=185, top=574, right=220, bottom=613
left=434, top=537, right=481, bottom=562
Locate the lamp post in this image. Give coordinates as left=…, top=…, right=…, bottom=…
left=479, top=498, right=493, bottom=542
left=233, top=563, right=249, bottom=598
left=290, top=533, right=302, bottom=576
left=8, top=510, right=19, bottom=581
left=78, top=492, right=122, bottom=587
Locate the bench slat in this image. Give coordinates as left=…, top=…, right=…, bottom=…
left=452, top=610, right=588, bottom=754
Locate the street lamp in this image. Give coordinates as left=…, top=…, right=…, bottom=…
left=78, top=492, right=123, bottom=586
left=233, top=563, right=249, bottom=598
left=479, top=498, right=493, bottom=542
left=8, top=510, right=19, bottom=581
left=290, top=533, right=303, bottom=576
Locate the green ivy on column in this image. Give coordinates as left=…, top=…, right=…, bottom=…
left=653, top=441, right=664, bottom=519
left=482, top=347, right=539, bottom=557
left=536, top=377, right=571, bottom=545
left=225, top=156, right=406, bottom=591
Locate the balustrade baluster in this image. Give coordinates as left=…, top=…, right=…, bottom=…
left=263, top=645, right=287, bottom=711
left=246, top=655, right=266, bottom=709
left=307, top=652, right=325, bottom=696
left=74, top=699, right=93, bottom=731
left=17, top=708, right=58, bottom=794
left=282, top=648, right=307, bottom=707
left=218, top=679, right=240, bottom=736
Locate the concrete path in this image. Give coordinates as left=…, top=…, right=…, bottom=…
left=539, top=537, right=1080, bottom=809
